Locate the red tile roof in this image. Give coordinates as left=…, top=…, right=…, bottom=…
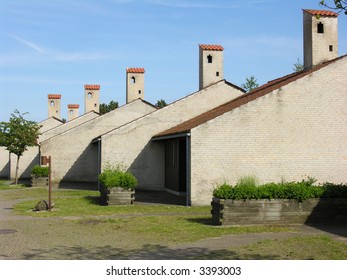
left=153, top=55, right=346, bottom=139
left=48, top=94, right=61, bottom=99
left=127, top=68, right=145, bottom=73
left=303, top=9, right=339, bottom=17
left=68, top=104, right=79, bottom=109
left=199, top=44, right=224, bottom=51
left=84, top=84, right=100, bottom=90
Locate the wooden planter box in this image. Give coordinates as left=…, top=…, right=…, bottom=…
left=100, top=185, right=135, bottom=205
left=211, top=197, right=347, bottom=226
left=31, top=176, right=48, bottom=188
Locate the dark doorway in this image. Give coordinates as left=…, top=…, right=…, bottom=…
left=165, top=138, right=187, bottom=193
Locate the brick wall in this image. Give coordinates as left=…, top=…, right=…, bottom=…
left=40, top=100, right=156, bottom=183
left=190, top=57, right=347, bottom=205
left=101, top=81, right=244, bottom=190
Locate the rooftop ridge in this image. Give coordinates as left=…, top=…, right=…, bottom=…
left=68, top=104, right=80, bottom=109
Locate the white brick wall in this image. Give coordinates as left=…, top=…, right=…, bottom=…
left=190, top=57, right=347, bottom=205
left=101, top=81, right=244, bottom=190
left=41, top=100, right=156, bottom=183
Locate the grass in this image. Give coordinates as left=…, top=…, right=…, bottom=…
left=194, top=236, right=347, bottom=260
left=1, top=183, right=347, bottom=260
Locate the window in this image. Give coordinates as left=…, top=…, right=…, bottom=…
left=131, top=76, right=136, bottom=84
left=69, top=110, right=74, bottom=115
left=138, top=90, right=142, bottom=95
left=216, top=71, right=219, bottom=77
left=50, top=101, right=55, bottom=106
left=207, top=55, right=212, bottom=63
left=329, top=45, right=333, bottom=52
left=317, top=22, right=324, bottom=33
left=88, top=92, right=92, bottom=99
left=94, top=103, right=97, bottom=108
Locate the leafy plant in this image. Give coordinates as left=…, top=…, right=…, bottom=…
left=99, top=166, right=137, bottom=190
left=213, top=178, right=346, bottom=202
left=31, top=165, right=49, bottom=178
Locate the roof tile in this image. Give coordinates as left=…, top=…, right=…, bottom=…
left=303, top=9, right=339, bottom=17
left=127, top=68, right=145, bottom=73
left=199, top=44, right=224, bottom=51
left=68, top=104, right=79, bottom=109
left=48, top=94, right=61, bottom=99
left=84, top=84, right=100, bottom=90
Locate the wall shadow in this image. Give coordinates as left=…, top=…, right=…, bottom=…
left=19, top=153, right=40, bottom=180
left=12, top=243, right=279, bottom=260
left=304, top=198, right=347, bottom=238
left=59, top=143, right=99, bottom=190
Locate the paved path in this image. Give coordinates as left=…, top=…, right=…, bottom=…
left=1, top=198, right=346, bottom=260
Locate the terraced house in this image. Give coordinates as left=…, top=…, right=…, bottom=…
left=2, top=9, right=345, bottom=207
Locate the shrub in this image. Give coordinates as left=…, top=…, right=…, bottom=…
left=31, top=165, right=49, bottom=178
left=99, top=166, right=137, bottom=190
left=213, top=179, right=346, bottom=202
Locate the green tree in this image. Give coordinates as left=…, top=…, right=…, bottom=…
left=155, top=99, right=167, bottom=108
left=241, top=76, right=259, bottom=93
left=0, top=110, right=41, bottom=184
left=293, top=58, right=304, bottom=72
left=320, top=0, right=347, bottom=14
left=99, top=100, right=119, bottom=115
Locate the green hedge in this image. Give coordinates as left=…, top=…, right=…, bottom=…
left=213, top=180, right=347, bottom=202
left=99, top=166, right=137, bottom=190
left=31, top=165, right=49, bottom=177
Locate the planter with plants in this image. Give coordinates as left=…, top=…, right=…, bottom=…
left=30, top=165, right=49, bottom=187
left=211, top=176, right=347, bottom=226
left=98, top=166, right=137, bottom=205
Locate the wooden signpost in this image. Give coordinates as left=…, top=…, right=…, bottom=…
left=41, top=155, right=52, bottom=211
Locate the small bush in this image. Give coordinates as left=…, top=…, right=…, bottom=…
left=99, top=166, right=137, bottom=190
left=31, top=165, right=49, bottom=178
left=213, top=178, right=346, bottom=202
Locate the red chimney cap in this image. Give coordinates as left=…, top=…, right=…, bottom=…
left=48, top=94, right=61, bottom=99
left=199, top=44, right=224, bottom=51
left=84, top=84, right=100, bottom=90
left=126, top=68, right=145, bottom=73
left=68, top=104, right=79, bottom=109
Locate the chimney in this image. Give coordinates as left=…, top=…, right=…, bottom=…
left=199, top=44, right=224, bottom=90
left=48, top=94, right=62, bottom=119
left=67, top=104, right=79, bottom=121
left=303, top=9, right=338, bottom=69
left=126, top=68, right=145, bottom=103
left=84, top=85, right=100, bottom=113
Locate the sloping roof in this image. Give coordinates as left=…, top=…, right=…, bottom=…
left=68, top=104, right=79, bottom=109
left=153, top=55, right=347, bottom=140
left=303, top=9, right=339, bottom=17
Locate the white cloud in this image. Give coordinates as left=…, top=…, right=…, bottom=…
left=9, top=34, right=45, bottom=53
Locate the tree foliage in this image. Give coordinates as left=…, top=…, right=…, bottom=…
left=293, top=58, right=304, bottom=72
left=155, top=99, right=168, bottom=108
left=0, top=110, right=41, bottom=184
left=241, top=76, right=259, bottom=93
left=99, top=100, right=119, bottom=115
left=320, top=0, right=347, bottom=14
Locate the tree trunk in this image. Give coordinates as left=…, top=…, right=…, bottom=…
left=15, top=154, right=20, bottom=185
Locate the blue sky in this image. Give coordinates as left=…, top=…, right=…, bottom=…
left=1, top=0, right=346, bottom=122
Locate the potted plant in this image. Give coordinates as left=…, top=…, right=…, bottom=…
left=98, top=165, right=137, bottom=205
left=31, top=165, right=49, bottom=187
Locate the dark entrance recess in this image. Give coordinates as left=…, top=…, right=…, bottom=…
left=165, top=138, right=187, bottom=193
